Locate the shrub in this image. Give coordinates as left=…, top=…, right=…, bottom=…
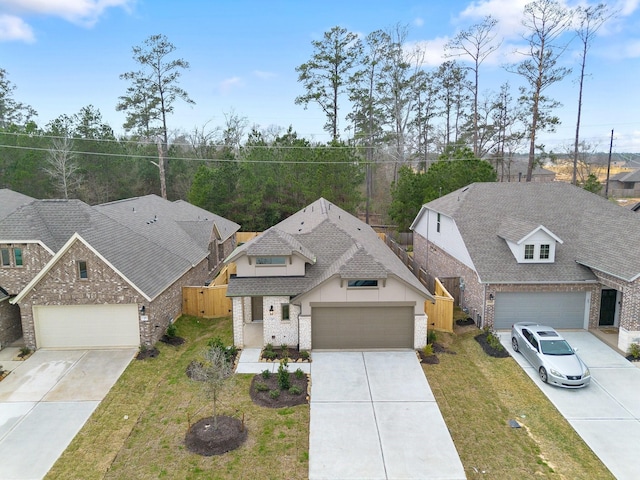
left=289, top=385, right=302, bottom=395
left=19, top=346, right=31, bottom=357
left=264, top=343, right=274, bottom=352
left=263, top=350, right=277, bottom=360
left=484, top=328, right=505, bottom=351
left=255, top=382, right=269, bottom=392
left=628, top=343, right=640, bottom=359
left=261, top=369, right=272, bottom=379
left=166, top=323, right=177, bottom=338
left=277, top=359, right=290, bottom=390
left=427, top=330, right=437, bottom=344
left=206, top=337, right=237, bottom=364
left=269, top=389, right=280, bottom=399
left=294, top=368, right=305, bottom=380
left=280, top=343, right=289, bottom=357
left=299, top=350, right=310, bottom=360
left=422, top=344, right=434, bottom=356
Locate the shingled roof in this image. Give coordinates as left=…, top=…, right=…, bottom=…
left=1, top=194, right=240, bottom=299
left=417, top=182, right=640, bottom=283
left=0, top=189, right=35, bottom=221
left=227, top=198, right=432, bottom=300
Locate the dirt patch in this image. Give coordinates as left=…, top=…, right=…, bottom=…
left=418, top=350, right=440, bottom=364
left=135, top=347, right=160, bottom=360
left=185, top=415, right=248, bottom=456
left=250, top=372, right=309, bottom=408
left=474, top=332, right=510, bottom=358
left=456, top=317, right=475, bottom=327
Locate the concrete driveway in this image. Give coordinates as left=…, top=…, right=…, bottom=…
left=499, top=331, right=640, bottom=480
left=0, top=348, right=136, bottom=480
left=309, top=351, right=465, bottom=480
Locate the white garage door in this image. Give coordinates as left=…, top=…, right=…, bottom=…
left=33, top=304, right=140, bottom=348
left=494, top=292, right=587, bottom=330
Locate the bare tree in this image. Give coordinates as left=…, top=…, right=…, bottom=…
left=44, top=137, right=82, bottom=199
left=117, top=34, right=195, bottom=199
left=190, top=346, right=234, bottom=429
left=508, top=0, right=573, bottom=181
left=572, top=4, right=613, bottom=185
left=446, top=16, right=501, bottom=157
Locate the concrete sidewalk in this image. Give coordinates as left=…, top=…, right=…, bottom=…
left=500, top=331, right=640, bottom=480
left=309, top=351, right=465, bottom=480
left=0, top=348, right=136, bottom=480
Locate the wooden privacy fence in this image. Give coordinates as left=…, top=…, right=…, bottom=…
left=182, top=285, right=231, bottom=318
left=424, top=278, right=454, bottom=333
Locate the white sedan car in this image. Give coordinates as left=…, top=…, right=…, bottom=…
left=511, top=322, right=591, bottom=388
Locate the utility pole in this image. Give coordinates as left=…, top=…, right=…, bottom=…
left=605, top=129, right=613, bottom=199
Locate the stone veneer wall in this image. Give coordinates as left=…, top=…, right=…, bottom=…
left=232, top=297, right=244, bottom=347
left=414, top=314, right=427, bottom=349
left=0, top=299, right=21, bottom=346
left=0, top=243, right=52, bottom=295
left=262, top=296, right=299, bottom=348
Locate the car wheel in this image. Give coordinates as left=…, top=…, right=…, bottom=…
left=539, top=367, right=548, bottom=383
left=511, top=337, right=519, bottom=352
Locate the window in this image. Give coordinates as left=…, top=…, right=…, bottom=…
left=281, top=304, right=290, bottom=321
left=539, top=244, right=550, bottom=260
left=256, top=256, right=286, bottom=265
left=524, top=244, right=534, bottom=260
left=1, top=248, right=9, bottom=267
left=13, top=248, right=22, bottom=266
left=436, top=213, right=441, bottom=233
left=347, top=279, right=378, bottom=288
left=77, top=260, right=88, bottom=279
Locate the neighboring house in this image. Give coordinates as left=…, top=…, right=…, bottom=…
left=496, top=160, right=556, bottom=183
left=411, top=182, right=640, bottom=353
left=0, top=189, right=36, bottom=346
left=608, top=169, right=640, bottom=197
left=0, top=192, right=239, bottom=350
left=226, top=198, right=434, bottom=351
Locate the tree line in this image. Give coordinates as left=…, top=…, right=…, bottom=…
left=0, top=0, right=613, bottom=231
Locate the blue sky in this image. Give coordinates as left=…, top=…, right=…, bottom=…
left=1, top=0, right=640, bottom=152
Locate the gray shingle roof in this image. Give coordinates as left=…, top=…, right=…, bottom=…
left=422, top=182, right=640, bottom=283
left=0, top=189, right=35, bottom=221
left=611, top=169, right=640, bottom=182
left=227, top=198, right=432, bottom=300
left=0, top=194, right=240, bottom=299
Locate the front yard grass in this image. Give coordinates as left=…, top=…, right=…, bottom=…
left=424, top=328, right=614, bottom=479
left=45, top=315, right=309, bottom=480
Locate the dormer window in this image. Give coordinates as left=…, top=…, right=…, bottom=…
left=256, top=257, right=286, bottom=265
left=347, top=279, right=378, bottom=288
left=539, top=244, right=550, bottom=260
left=524, top=245, right=534, bottom=260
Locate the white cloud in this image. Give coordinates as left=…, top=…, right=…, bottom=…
left=458, top=0, right=529, bottom=41
left=0, top=0, right=133, bottom=38
left=413, top=17, right=424, bottom=28
left=617, top=0, right=640, bottom=16
left=406, top=37, right=449, bottom=67
left=0, top=14, right=34, bottom=42
left=218, top=76, right=244, bottom=94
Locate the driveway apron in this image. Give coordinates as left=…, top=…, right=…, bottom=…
left=0, top=348, right=136, bottom=480
left=309, top=351, right=465, bottom=480
left=500, top=331, right=640, bottom=480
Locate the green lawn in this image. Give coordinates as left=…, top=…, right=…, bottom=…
left=423, top=327, right=614, bottom=479
left=45, top=316, right=309, bottom=480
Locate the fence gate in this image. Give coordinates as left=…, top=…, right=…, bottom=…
left=182, top=285, right=231, bottom=318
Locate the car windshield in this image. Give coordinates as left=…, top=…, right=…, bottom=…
left=540, top=340, right=574, bottom=355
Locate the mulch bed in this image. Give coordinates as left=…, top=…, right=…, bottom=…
left=185, top=415, right=248, bottom=456
left=135, top=347, right=160, bottom=360
left=418, top=342, right=457, bottom=364
left=474, top=332, right=510, bottom=358
left=626, top=355, right=640, bottom=362
left=456, top=317, right=475, bottom=327
left=260, top=349, right=310, bottom=362
left=249, top=372, right=309, bottom=408
left=160, top=335, right=186, bottom=346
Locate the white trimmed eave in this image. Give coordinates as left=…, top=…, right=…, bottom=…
left=409, top=205, right=429, bottom=231
left=575, top=259, right=640, bottom=283
left=11, top=232, right=150, bottom=304
left=517, top=226, right=563, bottom=245
left=0, top=239, right=55, bottom=255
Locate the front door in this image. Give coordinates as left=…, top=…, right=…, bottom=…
left=251, top=296, right=263, bottom=321
left=599, top=289, right=617, bottom=326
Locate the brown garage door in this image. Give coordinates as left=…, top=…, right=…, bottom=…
left=312, top=306, right=414, bottom=349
